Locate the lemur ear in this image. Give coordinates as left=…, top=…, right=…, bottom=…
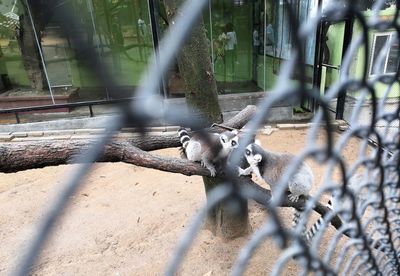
left=254, top=154, right=262, bottom=163
left=255, top=139, right=262, bottom=146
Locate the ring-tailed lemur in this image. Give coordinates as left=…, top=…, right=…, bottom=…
left=238, top=141, right=314, bottom=240
left=178, top=127, right=239, bottom=177
left=238, top=142, right=314, bottom=202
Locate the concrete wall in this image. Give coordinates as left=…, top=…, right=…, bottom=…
left=0, top=92, right=294, bottom=132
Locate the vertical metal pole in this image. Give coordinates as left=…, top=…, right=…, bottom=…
left=263, top=0, right=266, bottom=91
left=148, top=0, right=168, bottom=98
left=312, top=21, right=324, bottom=90
left=89, top=105, right=94, bottom=117
left=86, top=1, right=102, bottom=73
left=25, top=0, right=55, bottom=104
left=86, top=0, right=109, bottom=100
left=86, top=0, right=110, bottom=100
left=209, top=0, right=215, bottom=73
left=311, top=0, right=324, bottom=112
left=335, top=16, right=354, bottom=120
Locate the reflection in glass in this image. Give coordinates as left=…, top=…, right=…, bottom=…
left=371, top=35, right=389, bottom=75
left=205, top=0, right=255, bottom=94
left=39, top=0, right=154, bottom=101
left=370, top=33, right=399, bottom=76
left=386, top=42, right=399, bottom=74
left=0, top=0, right=29, bottom=91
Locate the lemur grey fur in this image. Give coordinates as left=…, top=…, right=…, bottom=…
left=178, top=127, right=239, bottom=177
left=238, top=142, right=314, bottom=202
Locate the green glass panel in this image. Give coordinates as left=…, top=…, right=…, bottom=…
left=37, top=0, right=154, bottom=101
left=0, top=0, right=30, bottom=89
left=204, top=0, right=260, bottom=94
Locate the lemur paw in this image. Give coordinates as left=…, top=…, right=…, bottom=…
left=208, top=167, right=217, bottom=177
left=288, top=194, right=300, bottom=203
left=201, top=160, right=216, bottom=177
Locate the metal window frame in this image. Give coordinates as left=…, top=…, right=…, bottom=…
left=369, top=31, right=397, bottom=77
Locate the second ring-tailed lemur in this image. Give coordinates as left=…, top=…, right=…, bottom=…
left=178, top=127, right=239, bottom=177
left=238, top=141, right=314, bottom=240
left=238, top=141, right=314, bottom=202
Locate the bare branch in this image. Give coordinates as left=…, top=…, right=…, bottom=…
left=106, top=141, right=211, bottom=176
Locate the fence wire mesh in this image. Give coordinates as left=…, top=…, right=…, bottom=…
left=13, top=0, right=400, bottom=275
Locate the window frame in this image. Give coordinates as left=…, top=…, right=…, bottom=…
left=369, top=31, right=399, bottom=77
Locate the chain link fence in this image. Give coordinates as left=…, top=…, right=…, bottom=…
left=13, top=0, right=400, bottom=275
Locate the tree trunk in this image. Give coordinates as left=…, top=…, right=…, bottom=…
left=203, top=177, right=249, bottom=239
left=16, top=2, right=48, bottom=92
left=163, top=0, right=248, bottom=239
left=163, top=0, right=222, bottom=126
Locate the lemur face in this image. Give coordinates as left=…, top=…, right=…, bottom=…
left=220, top=130, right=239, bottom=150
left=244, top=143, right=263, bottom=165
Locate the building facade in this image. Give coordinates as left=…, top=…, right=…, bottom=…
left=0, top=1, right=320, bottom=104
left=0, top=0, right=398, bottom=122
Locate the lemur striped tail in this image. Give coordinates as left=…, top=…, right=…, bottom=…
left=292, top=209, right=308, bottom=240
left=178, top=127, right=191, bottom=148
left=305, top=216, right=325, bottom=242
left=178, top=127, right=190, bottom=158
left=293, top=199, right=333, bottom=243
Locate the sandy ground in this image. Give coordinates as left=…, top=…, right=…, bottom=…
left=0, top=129, right=363, bottom=275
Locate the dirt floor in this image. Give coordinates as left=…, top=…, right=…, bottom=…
left=0, top=128, right=363, bottom=275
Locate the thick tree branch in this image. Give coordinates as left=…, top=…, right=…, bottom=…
left=239, top=177, right=343, bottom=229
left=105, top=141, right=211, bottom=176
left=0, top=105, right=257, bottom=173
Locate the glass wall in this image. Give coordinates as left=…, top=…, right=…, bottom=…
left=40, top=0, right=154, bottom=100
left=0, top=0, right=30, bottom=90
left=253, top=0, right=317, bottom=91
left=205, top=0, right=255, bottom=94
left=159, top=0, right=262, bottom=96
left=0, top=0, right=318, bottom=114
left=0, top=0, right=154, bottom=107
